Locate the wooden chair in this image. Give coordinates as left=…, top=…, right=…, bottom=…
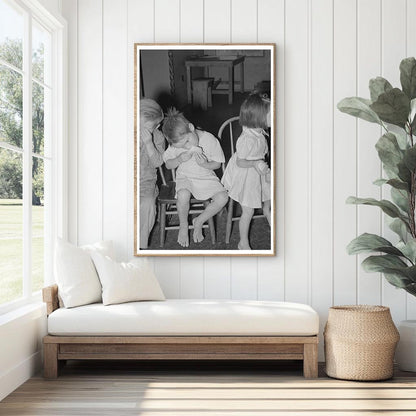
left=157, top=166, right=216, bottom=248
left=217, top=116, right=267, bottom=244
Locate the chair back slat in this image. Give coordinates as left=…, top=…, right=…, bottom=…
left=229, top=123, right=235, bottom=155
left=217, top=116, right=240, bottom=166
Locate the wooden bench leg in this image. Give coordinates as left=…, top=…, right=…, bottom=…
left=303, top=343, right=318, bottom=379
left=44, top=343, right=59, bottom=379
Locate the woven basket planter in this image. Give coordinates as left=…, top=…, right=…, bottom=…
left=324, top=305, right=399, bottom=381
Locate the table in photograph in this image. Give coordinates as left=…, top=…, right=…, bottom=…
left=185, top=55, right=245, bottom=105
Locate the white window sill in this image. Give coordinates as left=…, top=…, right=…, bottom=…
left=0, top=300, right=45, bottom=327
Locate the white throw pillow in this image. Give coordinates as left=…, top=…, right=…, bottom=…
left=81, top=240, right=115, bottom=259
left=90, top=252, right=165, bottom=306
left=54, top=239, right=114, bottom=308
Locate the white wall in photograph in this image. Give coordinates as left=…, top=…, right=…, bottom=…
left=61, top=0, right=416, bottom=358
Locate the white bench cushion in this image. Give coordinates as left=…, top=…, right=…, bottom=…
left=47, top=299, right=319, bottom=336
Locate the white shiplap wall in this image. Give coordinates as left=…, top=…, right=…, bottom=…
left=61, top=0, right=416, bottom=356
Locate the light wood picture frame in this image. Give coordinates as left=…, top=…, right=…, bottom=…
left=134, top=43, right=275, bottom=256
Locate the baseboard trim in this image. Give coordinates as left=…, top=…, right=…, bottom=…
left=0, top=351, right=42, bottom=401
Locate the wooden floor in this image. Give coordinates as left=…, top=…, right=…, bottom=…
left=1, top=360, right=416, bottom=415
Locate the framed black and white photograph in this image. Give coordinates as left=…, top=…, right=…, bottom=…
left=134, top=44, right=275, bottom=256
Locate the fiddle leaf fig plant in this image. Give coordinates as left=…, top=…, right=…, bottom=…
left=337, top=57, right=416, bottom=297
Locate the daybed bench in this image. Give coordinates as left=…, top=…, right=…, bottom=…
left=42, top=284, right=319, bottom=379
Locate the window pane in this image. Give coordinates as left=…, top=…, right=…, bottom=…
left=32, top=81, right=44, bottom=155
left=32, top=20, right=51, bottom=85
left=0, top=64, right=23, bottom=148
left=32, top=156, right=43, bottom=293
left=0, top=0, right=24, bottom=70
left=0, top=147, right=23, bottom=305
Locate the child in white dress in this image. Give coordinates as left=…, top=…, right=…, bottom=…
left=162, top=109, right=228, bottom=248
left=221, top=94, right=271, bottom=250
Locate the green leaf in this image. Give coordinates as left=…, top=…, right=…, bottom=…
left=394, top=130, right=410, bottom=150
left=370, top=88, right=410, bottom=128
left=375, top=132, right=404, bottom=173
left=398, top=161, right=412, bottom=185
left=346, top=196, right=406, bottom=219
left=373, top=177, right=409, bottom=191
left=391, top=187, right=410, bottom=214
left=386, top=179, right=410, bottom=191
left=400, top=57, right=416, bottom=100
left=361, top=255, right=416, bottom=287
left=373, top=178, right=388, bottom=186
left=369, top=77, right=393, bottom=102
left=384, top=166, right=400, bottom=180
left=404, top=283, right=416, bottom=296
left=403, top=265, right=416, bottom=282
left=337, top=97, right=383, bottom=125
left=397, top=240, right=416, bottom=264
left=347, top=233, right=404, bottom=256
left=410, top=98, right=416, bottom=126
left=411, top=99, right=416, bottom=132
left=383, top=271, right=412, bottom=288
left=362, top=254, right=408, bottom=272
left=389, top=218, right=410, bottom=241
left=403, top=146, right=416, bottom=172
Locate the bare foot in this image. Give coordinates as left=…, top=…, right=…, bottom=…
left=192, top=218, right=204, bottom=243
left=238, top=241, right=251, bottom=250
left=178, top=227, right=189, bottom=247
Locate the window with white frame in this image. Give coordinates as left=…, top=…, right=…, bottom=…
left=0, top=0, right=65, bottom=312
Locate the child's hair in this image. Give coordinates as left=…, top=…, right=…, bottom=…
left=162, top=108, right=191, bottom=143
left=140, top=98, right=163, bottom=122
left=239, top=93, right=270, bottom=129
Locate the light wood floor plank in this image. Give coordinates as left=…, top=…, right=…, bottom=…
left=1, top=362, right=416, bottom=415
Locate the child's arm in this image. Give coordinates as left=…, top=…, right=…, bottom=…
left=141, top=127, right=165, bottom=168
left=165, top=151, right=192, bottom=170
left=194, top=153, right=221, bottom=170
left=236, top=157, right=263, bottom=169
left=237, top=158, right=269, bottom=175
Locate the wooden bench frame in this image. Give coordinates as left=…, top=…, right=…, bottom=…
left=42, top=285, right=319, bottom=379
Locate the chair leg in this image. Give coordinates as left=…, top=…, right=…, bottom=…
left=157, top=202, right=161, bottom=225
left=208, top=216, right=216, bottom=244
left=202, top=201, right=216, bottom=244
left=159, top=203, right=167, bottom=248
left=225, top=199, right=234, bottom=244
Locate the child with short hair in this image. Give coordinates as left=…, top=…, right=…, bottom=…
left=221, top=93, right=271, bottom=250
left=162, top=109, right=228, bottom=247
